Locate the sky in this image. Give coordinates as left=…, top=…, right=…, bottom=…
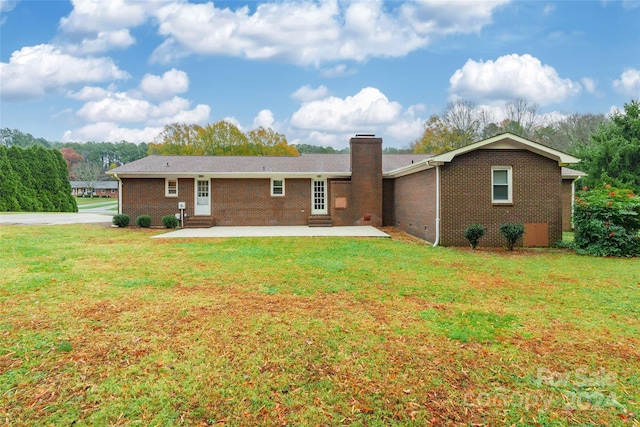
left=1, top=0, right=639, bottom=149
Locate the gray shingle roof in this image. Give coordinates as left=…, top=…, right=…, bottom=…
left=70, top=181, right=118, bottom=189
left=109, top=153, right=432, bottom=175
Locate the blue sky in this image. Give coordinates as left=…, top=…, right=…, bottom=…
left=1, top=0, right=639, bottom=149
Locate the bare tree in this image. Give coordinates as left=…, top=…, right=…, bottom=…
left=73, top=161, right=106, bottom=198
left=442, top=99, right=481, bottom=144
left=503, top=99, right=539, bottom=138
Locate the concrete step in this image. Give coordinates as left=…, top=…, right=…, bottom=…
left=308, top=215, right=332, bottom=227
left=185, top=216, right=214, bottom=228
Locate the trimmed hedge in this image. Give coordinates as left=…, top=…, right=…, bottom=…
left=112, top=214, right=130, bottom=227
left=463, top=224, right=486, bottom=249
left=135, top=215, right=152, bottom=228
left=499, top=222, right=525, bottom=251
left=162, top=215, right=179, bottom=229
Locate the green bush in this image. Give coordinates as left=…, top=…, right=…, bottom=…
left=499, top=222, right=525, bottom=251
left=135, top=215, right=152, bottom=228
left=162, top=215, right=179, bottom=229
left=463, top=224, right=486, bottom=249
left=573, top=184, right=640, bottom=257
left=112, top=214, right=130, bottom=227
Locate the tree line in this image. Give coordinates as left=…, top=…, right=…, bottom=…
left=0, top=145, right=77, bottom=212
left=411, top=98, right=639, bottom=192
left=147, top=122, right=299, bottom=156
left=3, top=98, right=638, bottom=192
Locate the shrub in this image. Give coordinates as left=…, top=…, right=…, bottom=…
left=135, top=215, right=152, bottom=228
left=554, top=239, right=574, bottom=249
left=463, top=224, right=486, bottom=249
left=573, top=184, right=640, bottom=257
left=162, top=215, right=179, bottom=229
left=112, top=214, right=130, bottom=227
left=499, top=222, right=525, bottom=251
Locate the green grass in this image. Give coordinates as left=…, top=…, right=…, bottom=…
left=74, top=197, right=118, bottom=207
left=0, top=225, right=638, bottom=426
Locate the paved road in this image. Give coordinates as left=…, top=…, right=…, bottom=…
left=0, top=212, right=114, bottom=225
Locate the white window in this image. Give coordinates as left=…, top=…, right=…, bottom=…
left=165, top=178, right=178, bottom=197
left=271, top=178, right=285, bottom=196
left=492, top=166, right=512, bottom=203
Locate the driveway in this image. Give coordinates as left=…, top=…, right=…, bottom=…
left=0, top=212, right=114, bottom=226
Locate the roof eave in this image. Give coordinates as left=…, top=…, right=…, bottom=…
left=428, top=132, right=581, bottom=165
left=107, top=171, right=352, bottom=179
left=384, top=159, right=433, bottom=178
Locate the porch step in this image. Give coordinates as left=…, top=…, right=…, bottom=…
left=308, top=215, right=332, bottom=227
left=185, top=216, right=214, bottom=228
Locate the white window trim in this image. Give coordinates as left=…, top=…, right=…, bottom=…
left=491, top=166, right=512, bottom=204
left=271, top=178, right=285, bottom=197
left=165, top=178, right=178, bottom=197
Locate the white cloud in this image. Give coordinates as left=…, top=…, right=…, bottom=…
left=291, top=87, right=402, bottom=132
left=581, top=77, right=597, bottom=94
left=65, top=73, right=210, bottom=142
left=76, top=92, right=209, bottom=125
left=0, top=0, right=19, bottom=13
left=150, top=0, right=507, bottom=66
left=448, top=53, right=582, bottom=106
left=64, top=29, right=136, bottom=54
left=0, top=44, right=129, bottom=100
left=287, top=87, right=425, bottom=148
left=399, top=0, right=509, bottom=36
left=543, top=4, right=556, bottom=15
left=252, top=109, right=275, bottom=129
left=62, top=122, right=163, bottom=143
left=291, top=85, right=330, bottom=102
left=66, top=86, right=112, bottom=101
left=613, top=68, right=640, bottom=97
left=319, top=64, right=357, bottom=78
left=140, top=68, right=189, bottom=100
left=59, top=0, right=150, bottom=33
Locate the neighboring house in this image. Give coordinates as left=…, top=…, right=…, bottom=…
left=70, top=181, right=119, bottom=198
left=108, top=133, right=583, bottom=247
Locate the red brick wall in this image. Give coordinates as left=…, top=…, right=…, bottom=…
left=330, top=180, right=354, bottom=226
left=389, top=168, right=437, bottom=242
left=211, top=178, right=310, bottom=225
left=349, top=136, right=383, bottom=226
left=121, top=178, right=192, bottom=227
left=382, top=178, right=395, bottom=226
left=440, top=150, right=562, bottom=247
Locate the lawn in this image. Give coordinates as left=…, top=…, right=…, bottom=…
left=74, top=197, right=118, bottom=207
left=0, top=225, right=638, bottom=426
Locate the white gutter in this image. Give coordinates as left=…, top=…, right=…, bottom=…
left=433, top=165, right=441, bottom=247
left=113, top=173, right=122, bottom=215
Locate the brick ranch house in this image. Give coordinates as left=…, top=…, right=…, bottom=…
left=70, top=180, right=119, bottom=198
left=108, top=133, right=584, bottom=247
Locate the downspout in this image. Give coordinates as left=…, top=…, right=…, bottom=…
left=433, top=165, right=441, bottom=247
left=113, top=173, right=122, bottom=215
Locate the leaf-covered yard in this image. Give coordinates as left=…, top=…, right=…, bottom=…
left=1, top=225, right=638, bottom=426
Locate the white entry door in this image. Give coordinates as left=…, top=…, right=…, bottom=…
left=311, top=179, right=327, bottom=215
left=195, top=179, right=210, bottom=216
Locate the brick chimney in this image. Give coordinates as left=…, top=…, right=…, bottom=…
left=350, top=134, right=382, bottom=225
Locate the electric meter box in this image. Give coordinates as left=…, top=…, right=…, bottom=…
left=178, top=202, right=186, bottom=209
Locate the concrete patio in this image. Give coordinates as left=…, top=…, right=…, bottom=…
left=151, top=226, right=390, bottom=239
